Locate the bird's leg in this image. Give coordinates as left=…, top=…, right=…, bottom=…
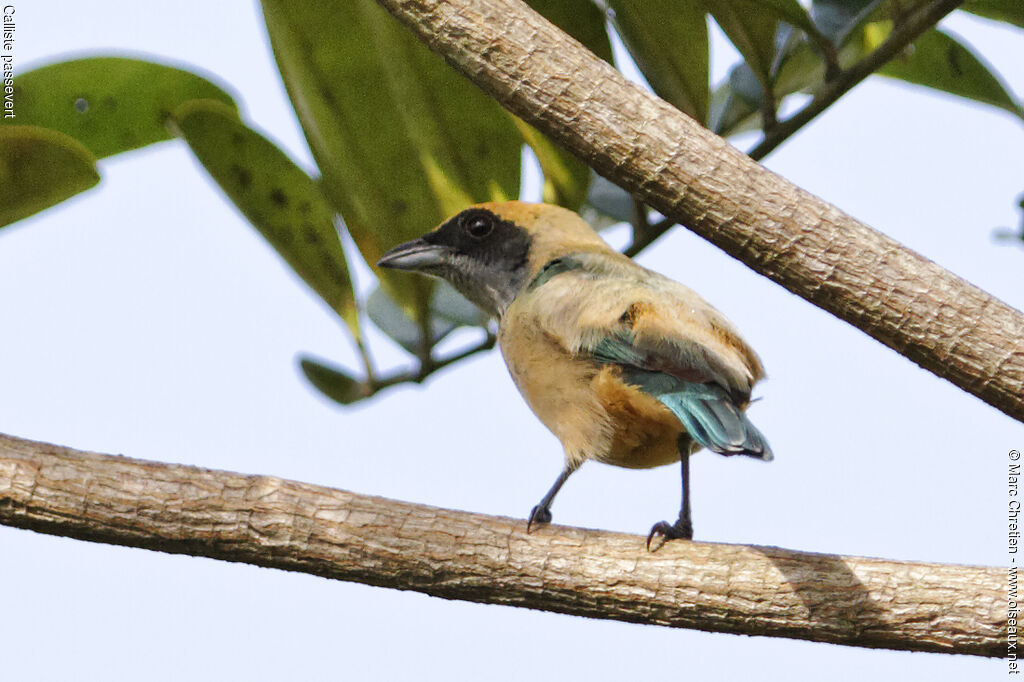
left=527, top=465, right=577, bottom=532
left=647, top=437, right=694, bottom=550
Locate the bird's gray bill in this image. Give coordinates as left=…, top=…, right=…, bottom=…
left=377, top=238, right=449, bottom=271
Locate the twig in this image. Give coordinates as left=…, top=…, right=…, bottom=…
left=369, top=332, right=496, bottom=392
left=0, top=432, right=1004, bottom=657
left=760, top=83, right=779, bottom=135
left=415, top=306, right=437, bottom=380
left=624, top=214, right=674, bottom=257
left=353, top=333, right=378, bottom=385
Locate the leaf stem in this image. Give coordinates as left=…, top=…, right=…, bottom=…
left=368, top=332, right=497, bottom=394
left=353, top=332, right=378, bottom=384
left=624, top=214, right=675, bottom=258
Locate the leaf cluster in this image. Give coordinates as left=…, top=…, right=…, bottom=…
left=3, top=0, right=1021, bottom=403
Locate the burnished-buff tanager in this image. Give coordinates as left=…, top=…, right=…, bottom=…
left=378, top=202, right=771, bottom=547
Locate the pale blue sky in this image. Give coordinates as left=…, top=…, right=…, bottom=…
left=1, top=2, right=1021, bottom=679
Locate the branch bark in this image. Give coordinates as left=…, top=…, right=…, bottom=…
left=372, top=0, right=1024, bottom=423
left=0, top=433, right=1005, bottom=657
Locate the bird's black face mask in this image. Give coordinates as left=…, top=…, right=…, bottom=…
left=377, top=207, right=531, bottom=318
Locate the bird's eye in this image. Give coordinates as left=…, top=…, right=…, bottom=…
left=463, top=213, right=494, bottom=239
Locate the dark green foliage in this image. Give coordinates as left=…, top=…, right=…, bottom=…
left=5, top=2, right=1020, bottom=404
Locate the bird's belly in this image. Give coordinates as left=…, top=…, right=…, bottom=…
left=500, top=330, right=611, bottom=468
left=500, top=324, right=686, bottom=469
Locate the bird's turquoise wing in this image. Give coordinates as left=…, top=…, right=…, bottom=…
left=594, top=335, right=772, bottom=460
left=524, top=250, right=771, bottom=459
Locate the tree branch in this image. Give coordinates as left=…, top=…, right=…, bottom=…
left=372, top=0, right=1024, bottom=423
left=0, top=433, right=1005, bottom=657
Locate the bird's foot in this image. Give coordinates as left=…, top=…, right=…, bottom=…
left=646, top=518, right=693, bottom=551
left=527, top=504, right=552, bottom=533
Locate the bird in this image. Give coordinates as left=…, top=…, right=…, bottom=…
left=377, top=201, right=771, bottom=548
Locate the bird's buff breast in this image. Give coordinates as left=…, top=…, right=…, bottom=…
left=499, top=326, right=684, bottom=470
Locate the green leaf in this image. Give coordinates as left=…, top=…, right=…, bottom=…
left=262, top=0, right=522, bottom=324
left=706, top=0, right=845, bottom=96
left=704, top=0, right=785, bottom=88
left=708, top=63, right=765, bottom=135
left=173, top=99, right=361, bottom=334
left=878, top=28, right=1024, bottom=120
left=962, top=0, right=1024, bottom=30
left=708, top=2, right=1022, bottom=139
left=367, top=282, right=487, bottom=355
left=607, top=0, right=709, bottom=123
left=707, top=84, right=743, bottom=136
left=513, top=118, right=590, bottom=209
left=0, top=125, right=99, bottom=228
left=810, top=0, right=886, bottom=45
left=431, top=281, right=488, bottom=328
left=367, top=287, right=456, bottom=355
left=710, top=14, right=880, bottom=136
left=527, top=0, right=614, bottom=64
left=299, top=356, right=367, bottom=405
left=585, top=172, right=635, bottom=224
left=761, top=0, right=828, bottom=38
left=713, top=14, right=1024, bottom=138
left=698, top=0, right=841, bottom=132
left=6, top=56, right=237, bottom=159
left=517, top=0, right=613, bottom=208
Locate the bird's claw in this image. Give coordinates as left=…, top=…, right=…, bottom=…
left=646, top=519, right=693, bottom=551
left=527, top=505, right=552, bottom=533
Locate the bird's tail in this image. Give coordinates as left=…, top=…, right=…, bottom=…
left=616, top=367, right=773, bottom=461
left=658, top=382, right=773, bottom=461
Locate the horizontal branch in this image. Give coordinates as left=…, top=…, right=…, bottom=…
left=373, top=0, right=1024, bottom=423
left=0, top=433, right=1004, bottom=657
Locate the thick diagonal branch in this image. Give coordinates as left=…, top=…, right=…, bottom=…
left=372, top=0, right=1024, bottom=423
left=0, top=433, right=1004, bottom=657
